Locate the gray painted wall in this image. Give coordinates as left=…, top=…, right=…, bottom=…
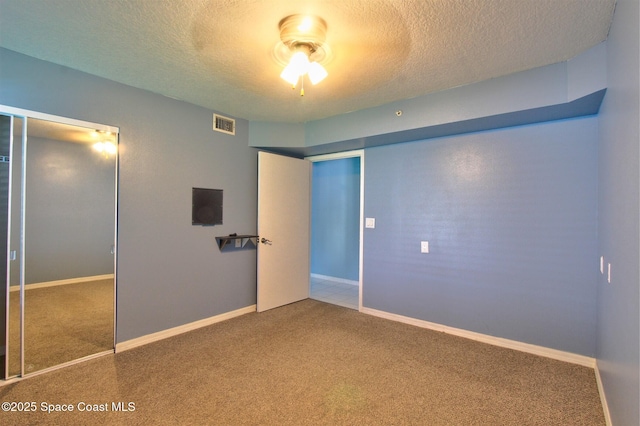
left=363, top=117, right=598, bottom=356
left=0, top=47, right=258, bottom=343
left=20, top=136, right=115, bottom=284
left=311, top=158, right=360, bottom=281
left=596, top=0, right=640, bottom=424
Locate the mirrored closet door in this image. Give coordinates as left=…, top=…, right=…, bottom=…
left=1, top=107, right=118, bottom=379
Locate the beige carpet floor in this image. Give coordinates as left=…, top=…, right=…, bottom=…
left=0, top=299, right=604, bottom=425
left=6, top=279, right=114, bottom=376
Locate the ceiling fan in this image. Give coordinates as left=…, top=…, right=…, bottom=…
left=275, top=14, right=330, bottom=96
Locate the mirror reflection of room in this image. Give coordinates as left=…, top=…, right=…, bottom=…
left=1, top=115, right=117, bottom=378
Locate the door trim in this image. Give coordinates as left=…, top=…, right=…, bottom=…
left=306, top=150, right=364, bottom=311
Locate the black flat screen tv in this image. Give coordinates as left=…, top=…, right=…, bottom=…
left=192, top=188, right=223, bottom=226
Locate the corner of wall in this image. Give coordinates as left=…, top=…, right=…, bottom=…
left=567, top=42, right=608, bottom=102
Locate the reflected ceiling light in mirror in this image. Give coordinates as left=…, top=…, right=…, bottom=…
left=276, top=14, right=329, bottom=96
left=93, top=141, right=117, bottom=157
left=92, top=130, right=117, bottom=157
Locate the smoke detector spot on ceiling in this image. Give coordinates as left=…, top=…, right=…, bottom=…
left=213, top=114, right=235, bottom=135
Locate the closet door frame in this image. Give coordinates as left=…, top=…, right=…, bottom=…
left=1, top=105, right=119, bottom=380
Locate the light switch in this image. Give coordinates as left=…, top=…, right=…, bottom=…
left=421, top=241, right=429, bottom=253
left=365, top=218, right=376, bottom=229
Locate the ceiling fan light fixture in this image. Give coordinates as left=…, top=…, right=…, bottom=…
left=277, top=14, right=329, bottom=95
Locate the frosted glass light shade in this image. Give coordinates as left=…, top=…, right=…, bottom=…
left=280, top=64, right=300, bottom=85
left=280, top=49, right=328, bottom=88
left=281, top=51, right=310, bottom=85
left=308, top=62, right=328, bottom=84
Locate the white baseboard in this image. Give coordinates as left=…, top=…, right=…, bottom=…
left=116, top=305, right=257, bottom=353
left=9, top=274, right=115, bottom=292
left=594, top=361, right=613, bottom=426
left=311, top=273, right=359, bottom=287
left=361, top=306, right=596, bottom=368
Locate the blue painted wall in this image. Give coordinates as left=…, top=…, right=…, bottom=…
left=596, top=0, right=640, bottom=424
left=0, top=48, right=258, bottom=343
left=364, top=117, right=598, bottom=356
left=311, top=158, right=360, bottom=281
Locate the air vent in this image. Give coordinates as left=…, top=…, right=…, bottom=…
left=213, top=114, right=235, bottom=135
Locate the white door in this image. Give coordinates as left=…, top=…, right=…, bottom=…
left=257, top=151, right=310, bottom=312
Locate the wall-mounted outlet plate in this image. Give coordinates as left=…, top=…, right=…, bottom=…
left=421, top=241, right=429, bottom=253
left=365, top=218, right=376, bottom=229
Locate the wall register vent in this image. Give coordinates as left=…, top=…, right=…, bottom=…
left=213, top=114, right=235, bottom=135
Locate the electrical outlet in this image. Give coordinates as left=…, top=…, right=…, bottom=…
left=600, top=256, right=604, bottom=274
left=608, top=263, right=611, bottom=284
left=421, top=241, right=429, bottom=253
left=365, top=218, right=376, bottom=229
left=235, top=238, right=242, bottom=248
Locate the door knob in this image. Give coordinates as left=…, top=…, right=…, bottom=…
left=260, top=237, right=272, bottom=245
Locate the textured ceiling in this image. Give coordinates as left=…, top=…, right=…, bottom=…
left=0, top=0, right=616, bottom=123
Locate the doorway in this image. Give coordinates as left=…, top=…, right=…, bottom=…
left=307, top=151, right=364, bottom=310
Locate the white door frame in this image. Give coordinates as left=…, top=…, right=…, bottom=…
left=306, top=150, right=364, bottom=311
